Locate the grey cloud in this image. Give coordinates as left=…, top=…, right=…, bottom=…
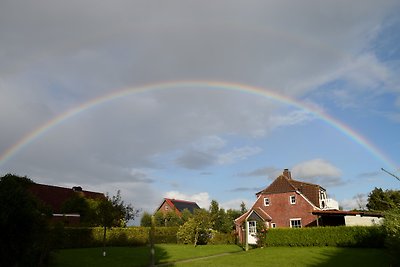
left=229, top=187, right=264, bottom=193
left=238, top=166, right=280, bottom=178
left=175, top=150, right=215, bottom=170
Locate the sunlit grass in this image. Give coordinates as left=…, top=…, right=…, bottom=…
left=53, top=245, right=389, bottom=267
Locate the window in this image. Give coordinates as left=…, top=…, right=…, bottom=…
left=271, top=223, right=276, bottom=228
left=290, top=219, right=302, bottom=228
left=290, top=195, right=296, bottom=204
left=248, top=221, right=257, bottom=234
left=165, top=205, right=169, bottom=211
left=264, top=197, right=270, bottom=206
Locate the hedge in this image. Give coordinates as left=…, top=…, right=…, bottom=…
left=55, top=227, right=179, bottom=249
left=262, top=226, right=385, bottom=248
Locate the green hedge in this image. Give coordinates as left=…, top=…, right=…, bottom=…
left=208, top=232, right=237, bottom=245
left=56, top=227, right=179, bottom=248
left=263, top=226, right=385, bottom=248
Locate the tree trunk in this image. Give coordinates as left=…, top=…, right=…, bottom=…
left=102, top=226, right=107, bottom=256
left=194, top=228, right=199, bottom=247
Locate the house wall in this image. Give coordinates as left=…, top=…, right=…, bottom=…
left=255, top=191, right=318, bottom=227
left=344, top=215, right=384, bottom=226
left=158, top=201, right=174, bottom=215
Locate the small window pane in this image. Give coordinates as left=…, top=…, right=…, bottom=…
left=264, top=197, right=270, bottom=206
left=290, top=195, right=296, bottom=204
left=290, top=219, right=301, bottom=228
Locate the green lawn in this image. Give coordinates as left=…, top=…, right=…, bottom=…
left=175, top=247, right=390, bottom=267
left=52, top=245, right=390, bottom=267
left=52, top=244, right=242, bottom=267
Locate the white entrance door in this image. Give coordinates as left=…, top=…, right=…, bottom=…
left=247, top=221, right=257, bottom=244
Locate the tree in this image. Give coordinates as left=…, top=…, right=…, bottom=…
left=140, top=212, right=153, bottom=227
left=0, top=174, right=52, bottom=266
left=96, top=190, right=140, bottom=256
left=240, top=201, right=247, bottom=213
left=177, top=208, right=211, bottom=246
left=366, top=187, right=400, bottom=211
left=382, top=207, right=400, bottom=265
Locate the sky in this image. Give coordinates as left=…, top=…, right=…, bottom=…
left=1, top=1, right=400, bottom=223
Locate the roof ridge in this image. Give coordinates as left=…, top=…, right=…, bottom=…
left=166, top=198, right=197, bottom=204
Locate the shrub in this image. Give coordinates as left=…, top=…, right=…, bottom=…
left=264, top=226, right=385, bottom=248
left=208, top=231, right=236, bottom=244
left=382, top=208, right=400, bottom=266
left=56, top=226, right=179, bottom=248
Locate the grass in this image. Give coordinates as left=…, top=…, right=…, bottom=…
left=52, top=244, right=242, bottom=267
left=52, top=245, right=390, bottom=267
left=175, top=247, right=390, bottom=267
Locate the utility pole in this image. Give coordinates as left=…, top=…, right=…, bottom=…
left=381, top=168, right=400, bottom=182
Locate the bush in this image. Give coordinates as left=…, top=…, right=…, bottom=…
left=208, top=231, right=236, bottom=244
left=264, top=226, right=385, bottom=248
left=56, top=226, right=179, bottom=248
left=382, top=208, right=400, bottom=266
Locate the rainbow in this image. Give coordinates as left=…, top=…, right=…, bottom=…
left=0, top=80, right=396, bottom=170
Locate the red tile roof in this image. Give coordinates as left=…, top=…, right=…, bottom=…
left=256, top=171, right=323, bottom=207
left=28, top=183, right=105, bottom=213
left=158, top=198, right=200, bottom=215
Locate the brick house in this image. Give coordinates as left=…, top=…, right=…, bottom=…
left=235, top=169, right=339, bottom=244
left=156, top=198, right=200, bottom=216
left=28, top=183, right=105, bottom=225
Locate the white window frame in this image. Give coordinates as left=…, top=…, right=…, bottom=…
left=264, top=197, right=270, bottom=206
left=271, top=223, right=276, bottom=228
left=290, top=195, right=296, bottom=205
left=165, top=205, right=169, bottom=211
left=290, top=218, right=302, bottom=228
left=248, top=221, right=257, bottom=234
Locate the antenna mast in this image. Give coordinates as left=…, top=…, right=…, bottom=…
left=381, top=168, right=400, bottom=182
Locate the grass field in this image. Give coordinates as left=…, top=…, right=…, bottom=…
left=53, top=245, right=390, bottom=267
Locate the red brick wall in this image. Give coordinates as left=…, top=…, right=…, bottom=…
left=254, top=192, right=317, bottom=227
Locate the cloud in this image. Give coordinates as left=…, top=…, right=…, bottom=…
left=269, top=110, right=316, bottom=128
left=175, top=150, right=216, bottom=170
left=339, top=193, right=368, bottom=210
left=292, top=159, right=343, bottom=187
left=217, top=146, right=263, bottom=165
left=238, top=166, right=281, bottom=178
left=0, top=0, right=399, bottom=214
left=220, top=198, right=253, bottom=211
left=229, top=187, right=264, bottom=193
left=165, top=191, right=211, bottom=209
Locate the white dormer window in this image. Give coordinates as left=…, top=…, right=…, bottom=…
left=264, top=197, right=270, bottom=206
left=290, top=195, right=296, bottom=204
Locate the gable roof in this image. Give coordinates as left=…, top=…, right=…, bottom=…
left=256, top=170, right=323, bottom=207
left=160, top=198, right=200, bottom=214
left=28, top=183, right=105, bottom=213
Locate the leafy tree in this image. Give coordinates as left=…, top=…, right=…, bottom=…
left=382, top=207, right=400, bottom=265
left=61, top=193, right=92, bottom=224
left=177, top=208, right=211, bottom=246
left=164, top=211, right=182, bottom=227
left=95, top=190, right=140, bottom=256
left=180, top=208, right=193, bottom=224
left=240, top=201, right=247, bottom=213
left=367, top=187, right=400, bottom=211
left=154, top=211, right=166, bottom=226
left=140, top=212, right=153, bottom=227
left=0, top=174, right=52, bottom=266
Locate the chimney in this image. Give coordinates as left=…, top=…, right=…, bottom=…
left=283, top=169, right=292, bottom=179
left=72, top=186, right=82, bottom=192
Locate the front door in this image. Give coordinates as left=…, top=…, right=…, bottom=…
left=247, top=221, right=257, bottom=244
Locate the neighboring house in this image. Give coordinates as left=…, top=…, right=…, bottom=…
left=28, top=183, right=105, bottom=225
left=235, top=169, right=339, bottom=245
left=156, top=198, right=200, bottom=216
